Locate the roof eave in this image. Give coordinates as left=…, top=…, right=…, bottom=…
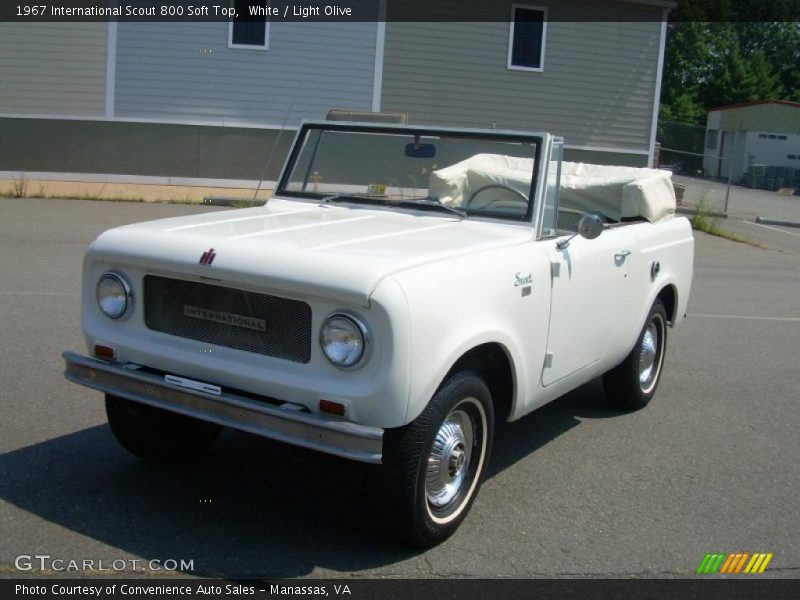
left=709, top=99, right=800, bottom=113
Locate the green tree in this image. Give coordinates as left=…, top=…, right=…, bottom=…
left=659, top=1, right=800, bottom=123
left=735, top=21, right=800, bottom=100
left=659, top=22, right=712, bottom=124
left=699, top=33, right=782, bottom=108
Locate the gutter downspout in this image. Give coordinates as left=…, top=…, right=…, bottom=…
left=371, top=0, right=387, bottom=112
left=104, top=10, right=118, bottom=119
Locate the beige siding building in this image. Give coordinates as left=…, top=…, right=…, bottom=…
left=382, top=0, right=670, bottom=166
left=0, top=23, right=108, bottom=116
left=0, top=0, right=672, bottom=182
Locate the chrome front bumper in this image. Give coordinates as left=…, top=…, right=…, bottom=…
left=62, top=351, right=383, bottom=464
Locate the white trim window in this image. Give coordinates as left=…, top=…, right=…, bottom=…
left=228, top=0, right=270, bottom=50
left=507, top=5, right=547, bottom=72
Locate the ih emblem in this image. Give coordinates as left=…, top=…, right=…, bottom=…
left=199, top=248, right=216, bottom=266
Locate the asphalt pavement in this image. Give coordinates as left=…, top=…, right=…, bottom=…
left=1, top=198, right=798, bottom=579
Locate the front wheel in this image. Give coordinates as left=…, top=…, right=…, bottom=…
left=603, top=299, right=668, bottom=411
left=105, top=394, right=222, bottom=462
left=382, top=371, right=494, bottom=547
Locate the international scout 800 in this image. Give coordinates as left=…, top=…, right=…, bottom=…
left=63, top=122, right=694, bottom=546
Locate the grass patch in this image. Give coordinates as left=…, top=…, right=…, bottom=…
left=0, top=189, right=146, bottom=203
left=2, top=176, right=271, bottom=206
left=690, top=200, right=765, bottom=248
left=10, top=173, right=28, bottom=198
left=0, top=191, right=259, bottom=205
left=0, top=182, right=261, bottom=206
left=13, top=174, right=28, bottom=197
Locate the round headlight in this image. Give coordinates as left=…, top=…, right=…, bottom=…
left=96, top=272, right=131, bottom=319
left=320, top=314, right=367, bottom=368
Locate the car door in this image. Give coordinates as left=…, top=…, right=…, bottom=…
left=541, top=227, right=635, bottom=386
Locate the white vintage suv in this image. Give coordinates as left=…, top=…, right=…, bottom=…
left=64, top=122, right=694, bottom=546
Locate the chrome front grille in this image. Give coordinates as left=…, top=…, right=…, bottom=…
left=143, top=275, right=312, bottom=363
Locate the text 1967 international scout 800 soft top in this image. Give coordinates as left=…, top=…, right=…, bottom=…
left=63, top=122, right=694, bottom=546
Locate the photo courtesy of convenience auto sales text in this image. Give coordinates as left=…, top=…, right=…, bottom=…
left=14, top=583, right=351, bottom=596
left=63, top=121, right=694, bottom=547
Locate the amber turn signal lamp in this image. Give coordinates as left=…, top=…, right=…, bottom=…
left=319, top=399, right=346, bottom=416
left=94, top=345, right=116, bottom=360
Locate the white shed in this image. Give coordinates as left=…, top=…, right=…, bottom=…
left=703, top=100, right=800, bottom=188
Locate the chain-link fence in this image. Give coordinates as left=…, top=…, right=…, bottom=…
left=656, top=119, right=735, bottom=214
left=657, top=120, right=708, bottom=177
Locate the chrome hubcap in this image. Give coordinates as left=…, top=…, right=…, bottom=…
left=639, top=318, right=662, bottom=392
left=426, top=409, right=474, bottom=508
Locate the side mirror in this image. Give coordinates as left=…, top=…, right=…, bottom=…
left=556, top=213, right=604, bottom=250
left=577, top=213, right=604, bottom=240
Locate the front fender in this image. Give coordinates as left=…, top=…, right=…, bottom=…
left=406, top=329, right=527, bottom=424
left=386, top=243, right=552, bottom=426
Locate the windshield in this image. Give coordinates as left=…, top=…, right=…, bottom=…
left=277, top=124, right=541, bottom=221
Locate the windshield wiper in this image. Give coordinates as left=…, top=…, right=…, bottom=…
left=321, top=194, right=467, bottom=219
left=392, top=198, right=467, bottom=219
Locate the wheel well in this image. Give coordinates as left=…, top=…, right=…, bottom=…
left=657, top=285, right=677, bottom=324
left=445, top=343, right=514, bottom=422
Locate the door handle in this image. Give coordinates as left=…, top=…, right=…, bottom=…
left=614, top=250, right=632, bottom=260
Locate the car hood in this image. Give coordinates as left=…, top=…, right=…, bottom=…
left=87, top=197, right=533, bottom=305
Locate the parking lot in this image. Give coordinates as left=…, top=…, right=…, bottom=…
left=1, top=197, right=798, bottom=578
left=673, top=175, right=800, bottom=256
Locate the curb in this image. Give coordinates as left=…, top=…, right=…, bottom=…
left=676, top=207, right=728, bottom=219
left=755, top=216, right=800, bottom=229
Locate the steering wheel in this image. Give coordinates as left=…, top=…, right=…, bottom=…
left=465, top=184, right=529, bottom=209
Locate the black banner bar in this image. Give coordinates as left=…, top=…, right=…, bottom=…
left=2, top=579, right=800, bottom=600
left=1, top=0, right=799, bottom=22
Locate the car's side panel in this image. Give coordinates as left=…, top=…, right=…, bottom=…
left=618, top=217, right=695, bottom=352
left=540, top=227, right=638, bottom=386
left=387, top=241, right=552, bottom=424
left=531, top=217, right=694, bottom=407
left=389, top=217, right=694, bottom=426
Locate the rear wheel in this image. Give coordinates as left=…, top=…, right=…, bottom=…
left=382, top=371, right=493, bottom=547
left=603, top=300, right=668, bottom=411
left=105, top=394, right=222, bottom=462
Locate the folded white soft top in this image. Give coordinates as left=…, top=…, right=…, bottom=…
left=559, top=162, right=676, bottom=223
left=429, top=154, right=534, bottom=210
left=429, top=154, right=676, bottom=223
